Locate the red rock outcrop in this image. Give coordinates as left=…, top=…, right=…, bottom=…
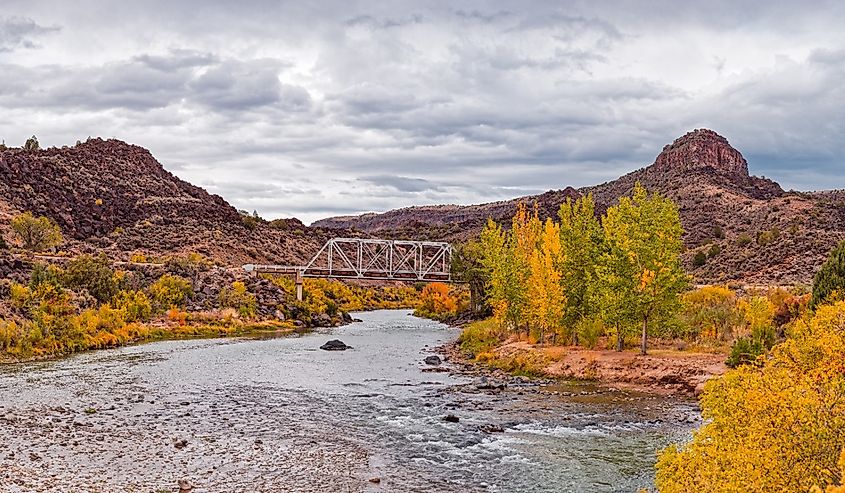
left=653, top=129, right=749, bottom=176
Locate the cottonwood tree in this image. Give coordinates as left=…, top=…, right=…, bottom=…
left=558, top=194, right=603, bottom=344
left=10, top=212, right=63, bottom=252
left=480, top=218, right=524, bottom=331
left=600, top=183, right=687, bottom=354
left=509, top=203, right=542, bottom=335
left=527, top=218, right=565, bottom=344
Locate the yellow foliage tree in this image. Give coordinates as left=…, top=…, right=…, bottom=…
left=527, top=219, right=565, bottom=343
left=509, top=203, right=542, bottom=335
left=656, top=301, right=845, bottom=492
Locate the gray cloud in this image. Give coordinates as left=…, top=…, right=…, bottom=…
left=359, top=175, right=441, bottom=193
left=1, top=1, right=845, bottom=224
left=0, top=16, right=59, bottom=52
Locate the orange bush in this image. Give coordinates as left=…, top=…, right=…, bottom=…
left=418, top=282, right=458, bottom=316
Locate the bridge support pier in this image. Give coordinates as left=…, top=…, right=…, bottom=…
left=295, top=270, right=303, bottom=302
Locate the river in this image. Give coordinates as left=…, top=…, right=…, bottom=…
left=0, top=310, right=698, bottom=493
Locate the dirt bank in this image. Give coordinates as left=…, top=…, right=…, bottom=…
left=443, top=340, right=727, bottom=396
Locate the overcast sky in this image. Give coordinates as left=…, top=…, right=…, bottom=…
left=1, top=1, right=844, bottom=223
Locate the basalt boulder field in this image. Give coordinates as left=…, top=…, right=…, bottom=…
left=0, top=138, right=344, bottom=266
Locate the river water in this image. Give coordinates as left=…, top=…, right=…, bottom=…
left=0, top=310, right=698, bottom=493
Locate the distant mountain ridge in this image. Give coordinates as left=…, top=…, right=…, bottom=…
left=314, top=129, right=845, bottom=285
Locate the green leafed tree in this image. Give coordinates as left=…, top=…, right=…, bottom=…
left=479, top=217, right=525, bottom=332
left=23, top=135, right=39, bottom=151
left=599, top=183, right=688, bottom=354
left=558, top=193, right=604, bottom=344
left=811, top=240, right=845, bottom=309
left=596, top=225, right=639, bottom=351
left=10, top=212, right=63, bottom=252
left=450, top=239, right=490, bottom=315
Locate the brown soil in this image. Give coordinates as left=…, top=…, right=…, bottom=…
left=446, top=340, right=728, bottom=397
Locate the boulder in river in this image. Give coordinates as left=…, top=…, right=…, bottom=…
left=320, top=340, right=352, bottom=351
left=478, top=424, right=505, bottom=434
left=424, top=355, right=442, bottom=366
left=442, top=414, right=460, bottom=423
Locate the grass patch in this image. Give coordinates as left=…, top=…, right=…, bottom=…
left=457, top=319, right=504, bottom=357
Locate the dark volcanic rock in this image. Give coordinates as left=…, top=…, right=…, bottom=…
left=320, top=340, right=351, bottom=351
left=442, top=414, right=460, bottom=423
left=478, top=424, right=505, bottom=434
left=424, top=355, right=442, bottom=366
left=0, top=138, right=348, bottom=267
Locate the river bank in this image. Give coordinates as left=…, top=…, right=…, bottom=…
left=438, top=318, right=728, bottom=396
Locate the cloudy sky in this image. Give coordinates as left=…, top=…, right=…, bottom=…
left=1, top=1, right=844, bottom=223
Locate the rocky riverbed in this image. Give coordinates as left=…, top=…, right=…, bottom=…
left=0, top=310, right=700, bottom=492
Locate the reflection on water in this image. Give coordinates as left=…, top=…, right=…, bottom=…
left=0, top=309, right=697, bottom=492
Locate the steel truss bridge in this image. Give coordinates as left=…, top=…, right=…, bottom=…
left=243, top=238, right=452, bottom=300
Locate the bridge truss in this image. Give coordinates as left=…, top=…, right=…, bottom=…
left=244, top=238, right=452, bottom=299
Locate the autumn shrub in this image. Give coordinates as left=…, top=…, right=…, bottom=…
left=725, top=336, right=765, bottom=368
left=64, top=254, right=122, bottom=303
left=707, top=244, right=721, bottom=258
left=129, top=252, right=148, bottom=263
left=28, top=263, right=64, bottom=292
left=414, top=282, right=464, bottom=320
left=113, top=290, right=152, bottom=323
left=148, top=274, right=192, bottom=312
left=736, top=234, right=753, bottom=247
left=656, top=301, right=845, bottom=492
left=740, top=295, right=777, bottom=348
left=768, top=287, right=809, bottom=326
left=0, top=321, right=22, bottom=352
left=679, top=286, right=743, bottom=341
left=692, top=250, right=707, bottom=267
left=489, top=349, right=549, bottom=377
left=10, top=212, right=63, bottom=252
left=164, top=253, right=212, bottom=282
left=218, top=281, right=257, bottom=319
left=756, top=227, right=780, bottom=246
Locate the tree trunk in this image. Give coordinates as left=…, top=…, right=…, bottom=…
left=641, top=316, right=648, bottom=355
left=616, top=322, right=623, bottom=352
left=572, top=328, right=579, bottom=347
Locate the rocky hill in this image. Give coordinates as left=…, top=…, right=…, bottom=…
left=314, top=129, right=845, bottom=285
left=315, top=187, right=581, bottom=242
left=0, top=138, right=340, bottom=266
